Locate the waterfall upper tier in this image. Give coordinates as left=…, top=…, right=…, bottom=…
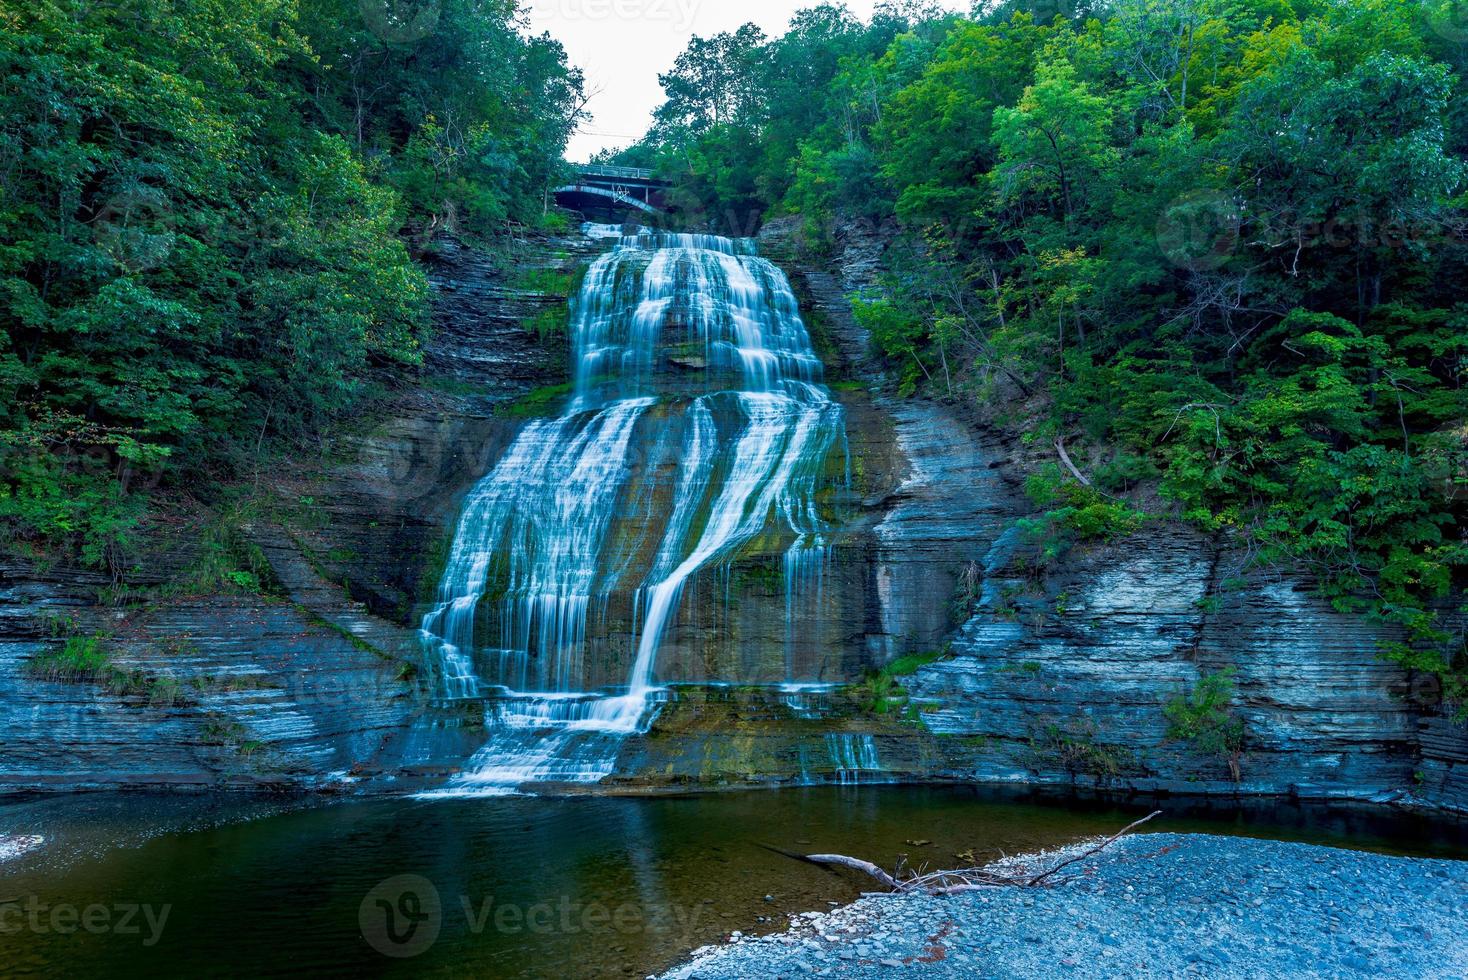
left=571, top=230, right=827, bottom=407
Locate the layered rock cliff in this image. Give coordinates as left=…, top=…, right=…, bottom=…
left=722, top=216, right=1468, bottom=812
left=3, top=222, right=1463, bottom=812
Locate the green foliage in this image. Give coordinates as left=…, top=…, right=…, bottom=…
left=856, top=671, right=905, bottom=715
left=201, top=712, right=263, bottom=755
left=25, top=635, right=111, bottom=682
left=174, top=502, right=282, bottom=598
left=1165, top=669, right=1246, bottom=780
left=515, top=267, right=577, bottom=294
left=854, top=645, right=951, bottom=717
left=26, top=634, right=189, bottom=706
left=632, top=0, right=1467, bottom=710
left=523, top=306, right=571, bottom=343
left=852, top=295, right=931, bottom=396
left=1018, top=465, right=1143, bottom=565
left=884, top=647, right=951, bottom=678
left=1028, top=722, right=1135, bottom=782
left=0, top=0, right=583, bottom=571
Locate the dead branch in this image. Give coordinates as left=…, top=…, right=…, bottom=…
left=1055, top=437, right=1122, bottom=501
left=787, top=811, right=1163, bottom=896
left=1025, top=811, right=1162, bottom=886
left=1055, top=436, right=1093, bottom=487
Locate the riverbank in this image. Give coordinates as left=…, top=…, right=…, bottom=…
left=660, top=833, right=1468, bottom=978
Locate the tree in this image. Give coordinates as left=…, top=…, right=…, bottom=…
left=991, top=57, right=1117, bottom=223
left=0, top=0, right=582, bottom=569
left=654, top=24, right=769, bottom=136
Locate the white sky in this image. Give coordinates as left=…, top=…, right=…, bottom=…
left=523, top=0, right=970, bottom=162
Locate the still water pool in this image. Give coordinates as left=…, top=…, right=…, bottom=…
left=2, top=787, right=1464, bottom=978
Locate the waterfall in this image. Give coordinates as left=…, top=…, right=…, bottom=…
left=417, top=227, right=847, bottom=797
left=824, top=734, right=883, bottom=785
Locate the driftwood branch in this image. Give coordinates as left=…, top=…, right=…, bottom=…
left=790, top=811, right=1163, bottom=896
left=1024, top=811, right=1162, bottom=886
left=804, top=854, right=902, bottom=891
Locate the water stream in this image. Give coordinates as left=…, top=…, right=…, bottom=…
left=418, top=228, right=846, bottom=795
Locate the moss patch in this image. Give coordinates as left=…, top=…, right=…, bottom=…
left=26, top=634, right=192, bottom=706
left=497, top=382, right=576, bottom=420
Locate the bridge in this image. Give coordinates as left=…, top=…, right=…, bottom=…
left=554, top=165, right=670, bottom=219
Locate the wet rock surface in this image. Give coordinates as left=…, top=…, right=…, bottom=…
left=659, top=833, right=1468, bottom=979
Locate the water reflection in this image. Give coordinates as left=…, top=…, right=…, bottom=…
left=1, top=786, right=1464, bottom=979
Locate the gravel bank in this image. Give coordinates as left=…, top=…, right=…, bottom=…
left=660, top=834, right=1468, bottom=979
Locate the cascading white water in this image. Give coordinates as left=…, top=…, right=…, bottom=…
left=824, top=733, right=883, bottom=785
left=417, top=226, right=847, bottom=797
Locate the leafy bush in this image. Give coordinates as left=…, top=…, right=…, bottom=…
left=1017, top=465, right=1144, bottom=565
left=1165, top=669, right=1246, bottom=781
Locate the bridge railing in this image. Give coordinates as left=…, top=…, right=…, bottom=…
left=577, top=164, right=658, bottom=181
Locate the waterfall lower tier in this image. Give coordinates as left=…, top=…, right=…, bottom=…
left=418, top=227, right=850, bottom=797
left=416, top=692, right=662, bottom=798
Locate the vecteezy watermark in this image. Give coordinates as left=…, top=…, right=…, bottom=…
left=525, top=0, right=701, bottom=28
left=0, top=897, right=171, bottom=947
left=358, top=875, right=707, bottom=958
left=1155, top=189, right=1242, bottom=271
left=1425, top=0, right=1468, bottom=43
left=360, top=875, right=442, bottom=958
left=358, top=0, right=440, bottom=43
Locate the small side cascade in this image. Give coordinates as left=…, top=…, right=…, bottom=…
left=824, top=733, right=883, bottom=785
left=783, top=541, right=833, bottom=679
left=415, top=225, right=848, bottom=797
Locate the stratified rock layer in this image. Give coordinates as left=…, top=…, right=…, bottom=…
left=1, top=222, right=1464, bottom=810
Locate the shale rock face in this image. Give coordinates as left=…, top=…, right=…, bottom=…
left=0, top=233, right=585, bottom=793
left=3, top=223, right=1465, bottom=809
left=755, top=216, right=1468, bottom=810
left=0, top=560, right=419, bottom=791
left=903, top=531, right=1429, bottom=797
